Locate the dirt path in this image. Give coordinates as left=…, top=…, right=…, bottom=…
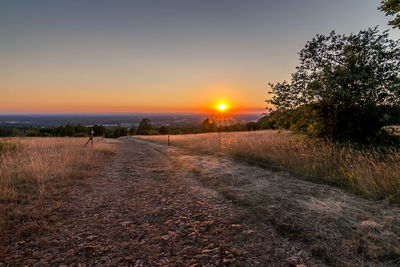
left=3, top=139, right=320, bottom=266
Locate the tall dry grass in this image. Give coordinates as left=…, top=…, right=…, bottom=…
left=0, top=137, right=118, bottom=246
left=138, top=130, right=400, bottom=203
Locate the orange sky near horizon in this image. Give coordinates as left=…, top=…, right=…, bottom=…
left=1, top=1, right=397, bottom=114
left=0, top=82, right=269, bottom=114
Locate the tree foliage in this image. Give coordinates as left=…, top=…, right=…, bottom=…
left=158, top=126, right=169, bottom=135
left=136, top=118, right=153, bottom=135
left=379, top=0, right=400, bottom=29
left=201, top=118, right=217, bottom=132
left=129, top=127, right=136, bottom=135
left=113, top=127, right=128, bottom=138
left=267, top=27, right=400, bottom=141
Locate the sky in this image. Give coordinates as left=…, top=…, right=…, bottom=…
left=0, top=0, right=399, bottom=114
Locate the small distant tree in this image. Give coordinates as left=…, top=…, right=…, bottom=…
left=113, top=127, right=128, bottom=138
left=245, top=121, right=259, bottom=131
left=230, top=123, right=245, bottom=131
left=136, top=118, right=153, bottom=135
left=10, top=128, right=22, bottom=137
left=379, top=0, right=400, bottom=29
left=93, top=124, right=107, bottom=136
left=268, top=27, right=400, bottom=141
left=25, top=128, right=40, bottom=137
left=75, top=124, right=88, bottom=135
left=159, top=126, right=169, bottom=135
left=57, top=123, right=75, bottom=136
left=129, top=127, right=136, bottom=135
left=201, top=118, right=217, bottom=132
left=39, top=127, right=55, bottom=137
left=0, top=127, right=7, bottom=137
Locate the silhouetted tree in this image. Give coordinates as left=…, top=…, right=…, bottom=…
left=379, top=0, right=400, bottom=29
left=25, top=128, right=40, bottom=136
left=0, top=128, right=7, bottom=137
left=57, top=124, right=75, bottom=136
left=129, top=127, right=136, bottom=135
left=201, top=118, right=217, bottom=132
left=268, top=27, right=400, bottom=141
left=136, top=118, right=153, bottom=135
left=93, top=124, right=107, bottom=136
left=231, top=123, right=245, bottom=131
left=113, top=127, right=128, bottom=138
left=74, top=124, right=88, bottom=137
left=246, top=121, right=259, bottom=131
left=159, top=126, right=169, bottom=135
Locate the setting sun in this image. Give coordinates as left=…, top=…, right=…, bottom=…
left=218, top=103, right=227, bottom=111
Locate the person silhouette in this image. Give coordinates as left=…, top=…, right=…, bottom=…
left=86, top=128, right=94, bottom=145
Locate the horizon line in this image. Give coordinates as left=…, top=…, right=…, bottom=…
left=0, top=111, right=265, bottom=116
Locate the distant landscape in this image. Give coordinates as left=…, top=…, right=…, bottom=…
left=0, top=113, right=261, bottom=128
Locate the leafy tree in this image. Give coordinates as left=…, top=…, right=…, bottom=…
left=148, top=129, right=160, bottom=135
left=39, top=127, right=55, bottom=137
left=56, top=123, right=76, bottom=136
left=73, top=124, right=88, bottom=137
left=201, top=118, right=217, bottom=132
left=245, top=121, right=259, bottom=131
left=0, top=127, right=7, bottom=137
left=379, top=0, right=400, bottom=29
left=129, top=127, right=136, bottom=135
left=92, top=124, right=107, bottom=136
left=25, top=128, right=40, bottom=136
left=136, top=118, right=153, bottom=135
left=231, top=123, right=246, bottom=131
left=159, top=126, right=169, bottom=135
left=113, top=127, right=128, bottom=138
left=268, top=27, right=400, bottom=141
left=10, top=128, right=22, bottom=137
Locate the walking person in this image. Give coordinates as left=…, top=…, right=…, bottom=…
left=86, top=128, right=95, bottom=145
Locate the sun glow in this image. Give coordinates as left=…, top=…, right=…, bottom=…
left=218, top=103, right=227, bottom=111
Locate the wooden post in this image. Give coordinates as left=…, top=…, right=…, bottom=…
left=218, top=127, right=222, bottom=156
left=168, top=134, right=171, bottom=146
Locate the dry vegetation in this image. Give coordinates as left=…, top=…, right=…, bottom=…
left=138, top=130, right=400, bottom=204
left=137, top=135, right=400, bottom=265
left=0, top=137, right=118, bottom=253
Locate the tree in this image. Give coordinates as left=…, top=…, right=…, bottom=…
left=268, top=27, right=400, bottom=141
left=379, top=0, right=400, bottom=29
left=159, top=126, right=169, bottom=135
left=75, top=124, right=88, bottom=137
left=136, top=118, right=153, bottom=135
left=245, top=121, right=259, bottom=131
left=129, top=127, right=136, bottom=135
left=25, top=128, right=40, bottom=136
left=57, top=123, right=75, bottom=136
left=93, top=124, right=107, bottom=136
left=201, top=118, right=217, bottom=132
left=231, top=123, right=245, bottom=131
left=113, top=127, right=128, bottom=138
left=0, top=127, right=7, bottom=137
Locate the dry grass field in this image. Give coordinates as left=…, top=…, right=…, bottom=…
left=137, top=132, right=400, bottom=265
left=138, top=130, right=400, bottom=204
left=0, top=137, right=119, bottom=252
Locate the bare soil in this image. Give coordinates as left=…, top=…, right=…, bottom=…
left=2, top=139, right=321, bottom=266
